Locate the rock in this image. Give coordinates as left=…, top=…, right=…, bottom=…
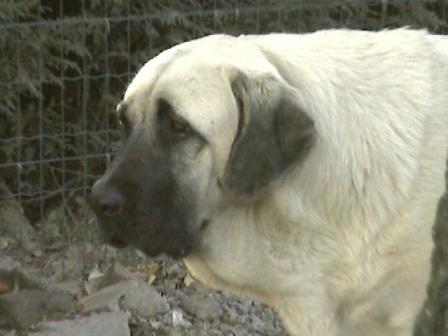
left=0, top=237, right=16, bottom=250
left=0, top=179, right=36, bottom=240
left=0, top=268, right=48, bottom=292
left=0, top=256, right=20, bottom=271
left=34, top=206, right=63, bottom=241
left=180, top=292, right=222, bottom=320
left=171, top=309, right=191, bottom=328
left=65, top=242, right=103, bottom=266
left=82, top=276, right=103, bottom=296
left=165, top=262, right=187, bottom=279
left=0, top=289, right=75, bottom=329
left=118, top=282, right=169, bottom=317
left=20, top=238, right=44, bottom=257
left=98, top=261, right=138, bottom=290
left=29, top=312, right=130, bottom=336
left=47, top=257, right=84, bottom=280
left=79, top=280, right=169, bottom=317
left=78, top=281, right=127, bottom=313
left=156, top=327, right=183, bottom=336
left=181, top=328, right=209, bottom=336
left=48, top=280, right=83, bottom=298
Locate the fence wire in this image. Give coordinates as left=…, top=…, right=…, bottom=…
left=0, top=0, right=447, bottom=241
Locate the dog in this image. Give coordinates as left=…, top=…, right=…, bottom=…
left=91, top=29, right=448, bottom=336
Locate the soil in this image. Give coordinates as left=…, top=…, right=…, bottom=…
left=0, top=235, right=286, bottom=336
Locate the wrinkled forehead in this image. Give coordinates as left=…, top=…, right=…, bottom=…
left=156, top=64, right=236, bottom=135
left=124, top=52, right=238, bottom=140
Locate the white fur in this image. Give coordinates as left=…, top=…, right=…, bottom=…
left=124, top=29, right=448, bottom=336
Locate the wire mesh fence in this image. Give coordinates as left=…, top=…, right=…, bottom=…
left=1, top=0, right=447, bottom=242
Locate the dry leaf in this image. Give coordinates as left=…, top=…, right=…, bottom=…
left=0, top=280, right=10, bottom=294
left=147, top=274, right=156, bottom=285
left=129, top=263, right=159, bottom=276
left=87, top=269, right=104, bottom=281
left=184, top=273, right=195, bottom=287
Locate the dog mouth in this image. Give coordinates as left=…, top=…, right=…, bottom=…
left=97, top=216, right=205, bottom=259
left=107, top=236, right=129, bottom=248
left=102, top=229, right=194, bottom=259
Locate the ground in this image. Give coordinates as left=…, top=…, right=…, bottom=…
left=1, top=179, right=447, bottom=336
left=0, top=232, right=285, bottom=336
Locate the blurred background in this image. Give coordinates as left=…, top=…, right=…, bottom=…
left=1, top=0, right=447, bottom=241
left=1, top=1, right=448, bottom=336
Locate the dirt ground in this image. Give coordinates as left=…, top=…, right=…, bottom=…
left=0, top=196, right=286, bottom=336
left=2, top=182, right=448, bottom=336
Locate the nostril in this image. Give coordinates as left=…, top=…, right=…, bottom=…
left=91, top=179, right=125, bottom=217
left=100, top=202, right=123, bottom=217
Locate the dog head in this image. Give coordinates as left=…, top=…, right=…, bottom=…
left=91, top=35, right=315, bottom=258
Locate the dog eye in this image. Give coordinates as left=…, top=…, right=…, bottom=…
left=118, top=114, right=131, bottom=137
left=169, top=116, right=191, bottom=136
left=116, top=103, right=132, bottom=137
left=157, top=98, right=192, bottom=137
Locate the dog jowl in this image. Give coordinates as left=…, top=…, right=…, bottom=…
left=89, top=30, right=448, bottom=336
left=91, top=103, right=202, bottom=258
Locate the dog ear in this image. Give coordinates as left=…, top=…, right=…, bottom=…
left=222, top=71, right=316, bottom=198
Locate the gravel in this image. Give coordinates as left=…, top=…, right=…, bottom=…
left=0, top=239, right=285, bottom=335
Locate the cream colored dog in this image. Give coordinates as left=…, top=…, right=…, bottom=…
left=91, top=29, right=448, bottom=336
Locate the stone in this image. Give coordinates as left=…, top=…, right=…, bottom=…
left=34, top=206, right=63, bottom=242
left=29, top=312, right=130, bottom=336
left=98, top=261, right=137, bottom=290
left=20, top=238, right=44, bottom=258
left=0, top=268, right=48, bottom=292
left=47, top=257, right=83, bottom=280
left=0, top=237, right=16, bottom=250
left=65, top=242, right=103, bottom=266
left=180, top=292, right=222, bottom=320
left=79, top=280, right=169, bottom=317
left=0, top=179, right=36, bottom=240
left=171, top=309, right=191, bottom=328
left=118, top=282, right=170, bottom=317
left=48, top=280, right=83, bottom=298
left=0, top=330, right=17, bottom=336
left=0, top=289, right=75, bottom=329
left=0, top=256, right=20, bottom=272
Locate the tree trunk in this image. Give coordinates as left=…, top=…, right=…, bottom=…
left=414, top=165, right=448, bottom=336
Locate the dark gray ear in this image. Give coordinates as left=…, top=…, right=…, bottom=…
left=222, top=72, right=316, bottom=198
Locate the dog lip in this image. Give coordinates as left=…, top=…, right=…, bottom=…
left=165, top=248, right=189, bottom=259
left=200, top=219, right=210, bottom=232
left=138, top=242, right=195, bottom=259
left=107, top=236, right=128, bottom=248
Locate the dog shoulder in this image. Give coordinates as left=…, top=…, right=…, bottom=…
left=248, top=29, right=444, bottom=224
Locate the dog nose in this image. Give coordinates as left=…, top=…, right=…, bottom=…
left=91, top=179, right=125, bottom=217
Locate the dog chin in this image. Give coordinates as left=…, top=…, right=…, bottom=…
left=107, top=237, right=129, bottom=249
left=129, top=247, right=188, bottom=260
